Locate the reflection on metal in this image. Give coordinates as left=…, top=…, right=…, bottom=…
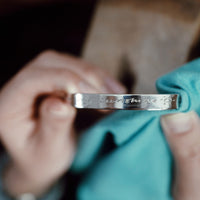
left=71, top=93, right=179, bottom=110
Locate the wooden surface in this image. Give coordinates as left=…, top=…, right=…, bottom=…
left=82, top=0, right=200, bottom=93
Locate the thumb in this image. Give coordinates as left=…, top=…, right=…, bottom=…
left=161, top=111, right=200, bottom=200
left=35, top=97, right=77, bottom=143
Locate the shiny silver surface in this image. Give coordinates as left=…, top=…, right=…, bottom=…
left=71, top=93, right=179, bottom=110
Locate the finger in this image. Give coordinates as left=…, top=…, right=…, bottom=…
left=0, top=68, right=99, bottom=143
left=35, top=97, right=77, bottom=167
left=161, top=111, right=200, bottom=200
left=31, top=50, right=126, bottom=93
left=36, top=97, right=76, bottom=140
left=11, top=67, right=101, bottom=104
left=96, top=68, right=127, bottom=93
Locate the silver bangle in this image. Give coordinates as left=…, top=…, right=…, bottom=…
left=71, top=93, right=179, bottom=111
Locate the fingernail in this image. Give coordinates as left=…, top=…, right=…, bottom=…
left=87, top=76, right=105, bottom=91
left=161, top=111, right=198, bottom=134
left=66, top=83, right=79, bottom=94
left=84, top=78, right=111, bottom=93
left=49, top=102, right=69, bottom=116
left=79, top=82, right=96, bottom=93
left=104, top=77, right=126, bottom=93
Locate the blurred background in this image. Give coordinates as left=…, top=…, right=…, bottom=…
left=1, top=1, right=200, bottom=199
left=1, top=0, right=200, bottom=94
left=0, top=0, right=97, bottom=87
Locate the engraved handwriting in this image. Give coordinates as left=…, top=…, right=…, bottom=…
left=104, top=97, right=141, bottom=104
left=99, top=96, right=173, bottom=106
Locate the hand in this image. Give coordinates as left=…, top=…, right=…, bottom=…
left=161, top=111, right=200, bottom=200
left=0, top=50, right=126, bottom=197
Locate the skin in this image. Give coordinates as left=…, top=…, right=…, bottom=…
left=161, top=111, right=200, bottom=200
left=1, top=50, right=200, bottom=200
left=0, top=50, right=126, bottom=197
left=1, top=1, right=200, bottom=199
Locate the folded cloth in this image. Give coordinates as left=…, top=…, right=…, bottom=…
left=71, top=59, right=200, bottom=200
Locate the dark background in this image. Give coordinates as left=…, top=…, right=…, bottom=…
left=1, top=1, right=200, bottom=199
left=0, top=1, right=97, bottom=199
left=0, top=0, right=97, bottom=87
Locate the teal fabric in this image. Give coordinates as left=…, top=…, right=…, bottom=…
left=71, top=59, right=200, bottom=200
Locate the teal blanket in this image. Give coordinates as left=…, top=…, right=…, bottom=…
left=71, top=59, right=200, bottom=200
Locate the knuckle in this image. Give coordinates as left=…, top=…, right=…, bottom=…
left=39, top=49, right=57, bottom=58
left=64, top=74, right=82, bottom=93
left=84, top=66, right=96, bottom=75
left=33, top=49, right=58, bottom=65
left=175, top=143, right=200, bottom=161
left=84, top=66, right=102, bottom=81
left=66, top=105, right=77, bottom=119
